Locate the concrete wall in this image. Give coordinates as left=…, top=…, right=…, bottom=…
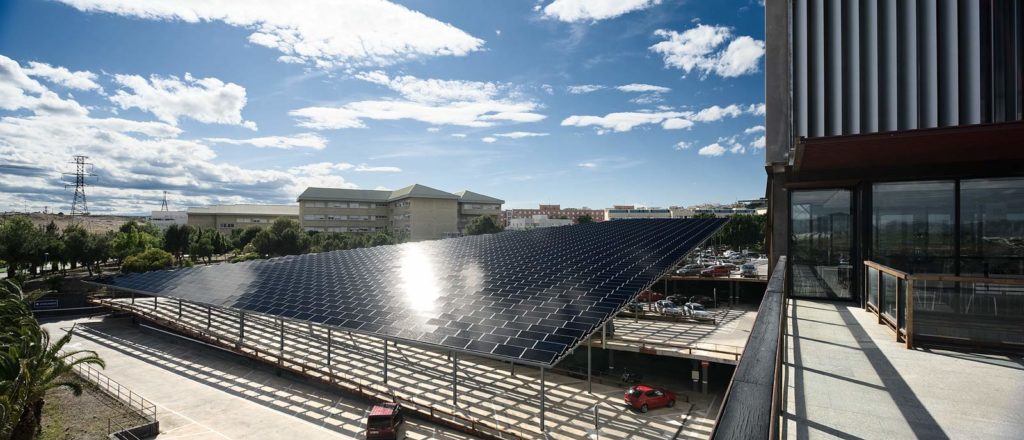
left=299, top=201, right=389, bottom=232
left=407, top=198, right=458, bottom=241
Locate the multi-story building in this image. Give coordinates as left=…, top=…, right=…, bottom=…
left=502, top=204, right=604, bottom=226
left=604, top=206, right=672, bottom=220
left=187, top=205, right=299, bottom=235
left=507, top=215, right=574, bottom=230
left=764, top=0, right=1024, bottom=350
left=150, top=210, right=187, bottom=230
left=297, top=184, right=502, bottom=241
left=692, top=207, right=760, bottom=217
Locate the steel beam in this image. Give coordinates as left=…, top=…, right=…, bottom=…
left=452, top=352, right=459, bottom=405
left=384, top=338, right=389, bottom=384
left=587, top=338, right=592, bottom=393
left=540, top=367, right=546, bottom=432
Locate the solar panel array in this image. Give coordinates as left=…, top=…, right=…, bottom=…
left=102, top=218, right=726, bottom=366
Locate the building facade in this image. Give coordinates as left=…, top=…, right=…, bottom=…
left=508, top=215, right=574, bottom=230
left=604, top=206, right=672, bottom=220
left=765, top=0, right=1024, bottom=350
left=187, top=205, right=300, bottom=235
left=502, top=204, right=604, bottom=226
left=150, top=210, right=187, bottom=230
left=297, top=184, right=502, bottom=241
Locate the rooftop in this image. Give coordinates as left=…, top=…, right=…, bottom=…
left=297, top=184, right=501, bottom=203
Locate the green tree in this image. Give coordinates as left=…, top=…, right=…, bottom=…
left=252, top=218, right=310, bottom=257
left=0, top=280, right=106, bottom=440
left=230, top=225, right=263, bottom=251
left=162, top=224, right=194, bottom=263
left=715, top=214, right=767, bottom=251
left=111, top=227, right=161, bottom=262
left=40, top=221, right=64, bottom=274
left=121, top=248, right=175, bottom=273
left=0, top=218, right=43, bottom=278
left=61, top=225, right=89, bottom=271
left=465, top=215, right=504, bottom=235
left=83, top=232, right=113, bottom=275
left=576, top=215, right=594, bottom=224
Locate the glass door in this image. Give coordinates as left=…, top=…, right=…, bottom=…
left=790, top=189, right=854, bottom=299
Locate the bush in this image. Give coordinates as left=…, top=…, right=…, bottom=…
left=121, top=248, right=175, bottom=273
left=229, top=253, right=262, bottom=263
left=44, top=275, right=64, bottom=292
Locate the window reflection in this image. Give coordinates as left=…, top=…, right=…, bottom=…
left=960, top=178, right=1024, bottom=278
left=872, top=181, right=955, bottom=274
left=790, top=189, right=853, bottom=299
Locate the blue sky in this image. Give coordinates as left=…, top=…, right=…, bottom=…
left=0, top=0, right=766, bottom=213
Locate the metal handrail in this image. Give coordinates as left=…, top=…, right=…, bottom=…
left=65, top=353, right=158, bottom=438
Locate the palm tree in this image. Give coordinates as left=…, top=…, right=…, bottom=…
left=0, top=280, right=106, bottom=440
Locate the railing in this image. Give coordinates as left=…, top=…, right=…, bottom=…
left=710, top=256, right=787, bottom=440
left=67, top=353, right=159, bottom=439
left=864, top=260, right=1024, bottom=350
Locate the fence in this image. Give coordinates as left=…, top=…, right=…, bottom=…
left=68, top=354, right=159, bottom=439
left=864, top=260, right=1024, bottom=350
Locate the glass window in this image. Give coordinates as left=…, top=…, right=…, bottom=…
left=790, top=189, right=853, bottom=299
left=872, top=181, right=955, bottom=274
left=960, top=178, right=1024, bottom=277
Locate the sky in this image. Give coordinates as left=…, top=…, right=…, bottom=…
left=0, top=0, right=767, bottom=214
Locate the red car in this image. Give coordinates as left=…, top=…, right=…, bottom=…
left=700, top=265, right=732, bottom=277
left=624, top=385, right=676, bottom=413
left=636, top=290, right=665, bottom=302
left=366, top=403, right=404, bottom=439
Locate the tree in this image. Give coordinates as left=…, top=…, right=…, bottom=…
left=465, top=215, right=504, bottom=235
left=576, top=215, right=594, bottom=224
left=230, top=225, right=263, bottom=251
left=110, top=226, right=161, bottom=262
left=83, top=232, right=113, bottom=275
left=0, top=218, right=43, bottom=278
left=61, top=225, right=89, bottom=271
left=39, top=221, right=64, bottom=274
left=252, top=218, right=310, bottom=257
left=714, top=214, right=767, bottom=251
left=162, top=224, right=194, bottom=263
left=0, top=280, right=105, bottom=440
left=121, top=248, right=175, bottom=273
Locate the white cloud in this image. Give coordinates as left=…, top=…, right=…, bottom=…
left=55, top=0, right=484, bottom=68
left=354, top=163, right=401, bottom=172
left=577, top=162, right=597, bottom=168
left=698, top=143, right=726, bottom=157
left=23, top=61, right=102, bottom=92
left=650, top=24, right=765, bottom=78
left=673, top=141, right=692, bottom=150
left=111, top=73, right=256, bottom=129
left=0, top=61, right=363, bottom=213
left=451, top=133, right=467, bottom=138
left=481, top=136, right=497, bottom=143
left=426, top=127, right=440, bottom=132
left=661, top=118, right=694, bottom=130
left=292, top=71, right=545, bottom=129
left=744, top=125, right=765, bottom=134
left=751, top=135, right=766, bottom=149
left=494, top=131, right=548, bottom=138
left=747, top=102, right=766, bottom=115
left=567, top=84, right=604, bottom=94
left=205, top=133, right=327, bottom=150
left=561, top=102, right=759, bottom=133
left=543, top=0, right=661, bottom=23
left=616, top=83, right=670, bottom=93
left=729, top=142, right=745, bottom=154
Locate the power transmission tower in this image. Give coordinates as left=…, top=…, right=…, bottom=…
left=63, top=155, right=97, bottom=222
left=160, top=190, right=169, bottom=211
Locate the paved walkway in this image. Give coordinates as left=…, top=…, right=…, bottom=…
left=781, top=299, right=1024, bottom=439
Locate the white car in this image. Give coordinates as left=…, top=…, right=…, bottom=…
left=655, top=300, right=677, bottom=313
left=662, top=307, right=685, bottom=317
left=685, top=303, right=715, bottom=321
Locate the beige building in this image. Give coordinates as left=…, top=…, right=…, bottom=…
left=187, top=204, right=300, bottom=235
left=297, top=184, right=502, bottom=241
left=604, top=206, right=672, bottom=220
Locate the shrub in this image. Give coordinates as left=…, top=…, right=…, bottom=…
left=44, top=275, right=64, bottom=292
left=121, top=248, right=175, bottom=273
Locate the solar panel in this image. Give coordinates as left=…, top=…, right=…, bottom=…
left=97, top=218, right=726, bottom=366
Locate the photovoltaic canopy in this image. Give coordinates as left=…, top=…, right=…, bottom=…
left=97, top=218, right=727, bottom=366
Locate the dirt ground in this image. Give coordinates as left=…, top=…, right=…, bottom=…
left=38, top=373, right=149, bottom=440
left=0, top=213, right=141, bottom=234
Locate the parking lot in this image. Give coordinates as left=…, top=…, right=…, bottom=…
left=597, top=305, right=756, bottom=365
left=90, top=296, right=716, bottom=439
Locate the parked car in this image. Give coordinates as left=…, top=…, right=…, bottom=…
left=675, top=264, right=703, bottom=276
left=624, top=385, right=676, bottom=413
left=727, top=256, right=747, bottom=265
left=662, top=306, right=685, bottom=317
left=685, top=303, right=715, bottom=321
left=700, top=265, right=732, bottom=277
left=366, top=403, right=404, bottom=440
left=625, top=302, right=645, bottom=313
left=688, top=295, right=715, bottom=308
left=667, top=294, right=689, bottom=305
left=636, top=290, right=665, bottom=302
left=655, top=300, right=676, bottom=313
left=741, top=263, right=758, bottom=278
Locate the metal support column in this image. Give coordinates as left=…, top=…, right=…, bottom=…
left=238, top=312, right=245, bottom=346
left=154, top=296, right=158, bottom=312
left=279, top=319, right=285, bottom=363
left=177, top=299, right=182, bottom=319
left=131, top=290, right=135, bottom=305
left=540, top=367, right=546, bottom=433
left=206, top=306, right=211, bottom=331
left=601, top=323, right=607, bottom=349
left=327, top=329, right=332, bottom=368
left=701, top=361, right=709, bottom=394
left=383, top=338, right=389, bottom=384
left=510, top=361, right=515, bottom=376
left=452, top=352, right=459, bottom=405
left=587, top=338, right=592, bottom=393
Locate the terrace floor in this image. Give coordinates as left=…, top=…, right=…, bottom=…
left=781, top=299, right=1024, bottom=439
